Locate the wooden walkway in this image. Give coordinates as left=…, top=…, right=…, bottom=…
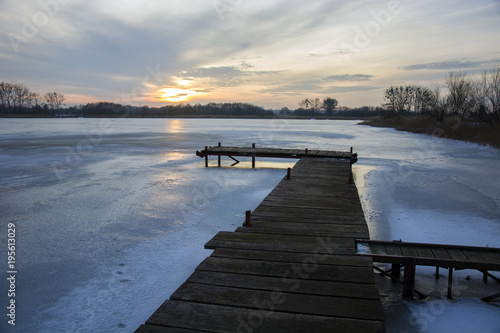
left=356, top=240, right=500, bottom=300
left=196, top=143, right=357, bottom=168
left=136, top=157, right=385, bottom=332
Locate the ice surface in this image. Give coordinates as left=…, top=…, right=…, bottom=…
left=0, top=118, right=499, bottom=332
left=356, top=242, right=371, bottom=254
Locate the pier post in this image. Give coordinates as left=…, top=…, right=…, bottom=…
left=447, top=266, right=454, bottom=299
left=286, top=168, right=291, bottom=180
left=391, top=263, right=401, bottom=280
left=252, top=143, right=256, bottom=168
left=243, top=210, right=251, bottom=227
left=403, top=258, right=416, bottom=298
left=205, top=146, right=208, bottom=167
left=348, top=147, right=354, bottom=184
left=218, top=142, right=221, bottom=167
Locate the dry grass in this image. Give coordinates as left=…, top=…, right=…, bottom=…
left=361, top=116, right=500, bottom=149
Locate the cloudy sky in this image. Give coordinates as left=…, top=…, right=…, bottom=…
left=1, top=0, right=499, bottom=109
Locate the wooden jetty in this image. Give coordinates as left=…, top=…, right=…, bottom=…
left=196, top=143, right=358, bottom=168
left=356, top=240, right=500, bottom=300
left=136, top=148, right=385, bottom=332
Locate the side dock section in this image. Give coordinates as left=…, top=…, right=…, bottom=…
left=136, top=156, right=385, bottom=332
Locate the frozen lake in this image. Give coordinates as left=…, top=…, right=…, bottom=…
left=1, top=118, right=499, bottom=332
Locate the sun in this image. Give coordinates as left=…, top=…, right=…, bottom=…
left=158, top=88, right=199, bottom=103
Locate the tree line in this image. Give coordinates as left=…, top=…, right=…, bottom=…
left=79, top=102, right=275, bottom=117
left=4, top=68, right=498, bottom=122
left=0, top=82, right=65, bottom=115
left=383, top=67, right=500, bottom=125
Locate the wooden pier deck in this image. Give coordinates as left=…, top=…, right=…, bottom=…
left=356, top=239, right=500, bottom=300
left=136, top=156, right=385, bottom=332
left=196, top=143, right=357, bottom=168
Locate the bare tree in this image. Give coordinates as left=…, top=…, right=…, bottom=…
left=45, top=92, right=65, bottom=116
left=298, top=98, right=322, bottom=112
left=29, top=92, right=45, bottom=113
left=412, top=86, right=435, bottom=113
left=298, top=98, right=312, bottom=110
left=384, top=86, right=410, bottom=113
left=445, top=72, right=478, bottom=118
left=14, top=84, right=31, bottom=112
left=0, top=82, right=34, bottom=113
left=424, top=86, right=448, bottom=121
left=481, top=67, right=500, bottom=123
left=0, top=82, right=11, bottom=113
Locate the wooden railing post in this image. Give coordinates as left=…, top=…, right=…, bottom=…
left=348, top=147, right=354, bottom=184
left=252, top=143, right=256, bottom=168
left=243, top=210, right=251, bottom=227
left=218, top=142, right=221, bottom=167
left=205, top=146, right=208, bottom=167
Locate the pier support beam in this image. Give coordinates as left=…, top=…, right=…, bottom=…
left=218, top=142, right=221, bottom=167
left=205, top=146, right=208, bottom=167
left=403, top=258, right=416, bottom=298
left=391, top=263, right=401, bottom=280
left=252, top=143, right=256, bottom=168
left=447, top=266, right=454, bottom=299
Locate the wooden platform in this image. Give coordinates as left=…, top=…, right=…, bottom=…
left=356, top=240, right=500, bottom=299
left=196, top=143, right=357, bottom=168
left=136, top=158, right=385, bottom=332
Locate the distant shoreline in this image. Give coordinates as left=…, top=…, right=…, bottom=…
left=0, top=114, right=368, bottom=120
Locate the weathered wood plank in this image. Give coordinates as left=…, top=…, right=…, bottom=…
left=196, top=257, right=376, bottom=284
left=462, top=250, right=486, bottom=262
left=204, top=239, right=355, bottom=254
left=431, top=247, right=452, bottom=259
left=478, top=250, right=500, bottom=263
left=446, top=249, right=468, bottom=261
left=248, top=220, right=369, bottom=232
left=170, top=283, right=385, bottom=321
left=236, top=226, right=369, bottom=239
left=415, top=247, right=435, bottom=258
left=252, top=206, right=366, bottom=220
left=206, top=231, right=354, bottom=247
left=401, top=246, right=419, bottom=257
left=210, top=248, right=374, bottom=267
left=186, top=271, right=381, bottom=300
left=385, top=244, right=403, bottom=256
left=146, top=301, right=385, bottom=333
left=251, top=214, right=367, bottom=224
left=371, top=244, right=387, bottom=255
left=135, top=325, right=203, bottom=333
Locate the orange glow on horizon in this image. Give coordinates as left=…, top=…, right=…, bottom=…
left=158, top=88, right=200, bottom=103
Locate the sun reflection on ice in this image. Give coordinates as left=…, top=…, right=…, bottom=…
left=166, top=119, right=184, bottom=134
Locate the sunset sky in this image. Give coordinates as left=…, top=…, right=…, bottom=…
left=1, top=0, right=499, bottom=109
